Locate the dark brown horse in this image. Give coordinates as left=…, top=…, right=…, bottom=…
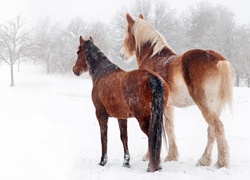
left=120, top=13, right=234, bottom=168
left=73, top=36, right=169, bottom=172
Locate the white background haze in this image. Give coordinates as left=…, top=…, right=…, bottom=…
left=1, top=0, right=250, bottom=180
left=1, top=0, right=250, bottom=24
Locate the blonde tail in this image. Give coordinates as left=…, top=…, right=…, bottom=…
left=217, top=61, right=234, bottom=113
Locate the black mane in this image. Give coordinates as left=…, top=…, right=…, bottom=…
left=85, top=40, right=121, bottom=83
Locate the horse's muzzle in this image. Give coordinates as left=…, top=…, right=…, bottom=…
left=73, top=66, right=82, bottom=76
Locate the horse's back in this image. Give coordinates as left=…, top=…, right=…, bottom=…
left=92, top=70, right=167, bottom=119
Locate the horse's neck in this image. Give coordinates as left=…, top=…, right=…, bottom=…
left=159, top=46, right=176, bottom=57
left=136, top=42, right=153, bottom=66
left=88, top=51, right=120, bottom=83
left=136, top=44, right=176, bottom=67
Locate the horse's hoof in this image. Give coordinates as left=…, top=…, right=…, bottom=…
left=196, top=156, right=211, bottom=166
left=164, top=155, right=178, bottom=162
left=99, top=157, right=108, bottom=166
left=146, top=165, right=162, bottom=172
left=215, top=160, right=229, bottom=168
left=99, top=161, right=106, bottom=166
left=122, top=162, right=131, bottom=168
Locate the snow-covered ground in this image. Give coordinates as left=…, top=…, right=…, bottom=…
left=1, top=64, right=250, bottom=180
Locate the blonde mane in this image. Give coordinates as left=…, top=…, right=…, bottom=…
left=132, top=18, right=175, bottom=57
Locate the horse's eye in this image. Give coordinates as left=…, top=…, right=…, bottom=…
left=77, top=50, right=80, bottom=54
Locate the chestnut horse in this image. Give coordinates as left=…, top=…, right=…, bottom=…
left=73, top=36, right=169, bottom=172
left=120, top=13, right=234, bottom=168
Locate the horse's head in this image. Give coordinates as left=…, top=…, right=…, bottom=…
left=73, top=36, right=90, bottom=76
left=120, top=13, right=144, bottom=61
left=121, top=13, right=171, bottom=64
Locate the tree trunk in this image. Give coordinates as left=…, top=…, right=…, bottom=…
left=236, top=73, right=240, bottom=87
left=47, top=61, right=50, bottom=74
left=18, top=59, right=20, bottom=71
left=10, top=64, right=15, bottom=86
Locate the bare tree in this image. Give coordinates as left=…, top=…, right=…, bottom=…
left=52, top=28, right=77, bottom=73
left=183, top=2, right=219, bottom=48
left=130, top=0, right=153, bottom=21
left=182, top=2, right=250, bottom=85
left=231, top=25, right=250, bottom=86
left=152, top=0, right=184, bottom=52
left=67, top=17, right=88, bottom=40
left=183, top=2, right=237, bottom=54
left=33, top=19, right=66, bottom=74
left=63, top=17, right=89, bottom=73
left=0, top=15, right=33, bottom=86
left=87, top=21, right=113, bottom=57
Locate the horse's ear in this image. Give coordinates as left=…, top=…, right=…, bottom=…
left=89, top=36, right=93, bottom=42
left=79, top=36, right=84, bottom=44
left=126, top=13, right=135, bottom=27
left=138, top=14, right=144, bottom=19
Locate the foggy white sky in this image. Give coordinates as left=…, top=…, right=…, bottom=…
left=0, top=0, right=250, bottom=25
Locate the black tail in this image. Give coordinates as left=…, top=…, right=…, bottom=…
left=148, top=75, right=165, bottom=172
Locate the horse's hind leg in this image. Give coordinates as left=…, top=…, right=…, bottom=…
left=164, top=106, right=179, bottom=162
left=118, top=119, right=130, bottom=168
left=142, top=106, right=179, bottom=162
left=196, top=126, right=215, bottom=166
left=137, top=119, right=150, bottom=161
left=187, top=79, right=229, bottom=168
left=197, top=109, right=229, bottom=168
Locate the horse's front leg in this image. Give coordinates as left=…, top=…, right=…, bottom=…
left=118, top=119, right=130, bottom=168
left=96, top=112, right=109, bottom=166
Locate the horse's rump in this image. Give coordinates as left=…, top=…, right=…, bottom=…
left=181, top=49, right=234, bottom=114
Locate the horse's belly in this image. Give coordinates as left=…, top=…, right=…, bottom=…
left=169, top=91, right=194, bottom=107
left=103, top=99, right=133, bottom=119
left=106, top=106, right=133, bottom=119
left=168, top=77, right=194, bottom=107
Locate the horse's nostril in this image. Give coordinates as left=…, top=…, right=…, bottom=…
left=73, top=67, right=80, bottom=76
left=74, top=71, right=79, bottom=76
left=74, top=71, right=81, bottom=76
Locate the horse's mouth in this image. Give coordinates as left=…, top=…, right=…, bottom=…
left=73, top=66, right=82, bottom=76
